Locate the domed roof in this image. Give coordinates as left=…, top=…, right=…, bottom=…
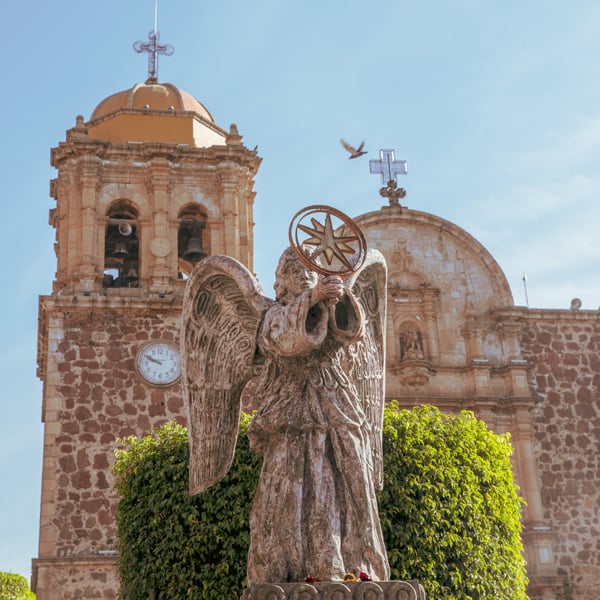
left=90, top=80, right=214, bottom=122
left=85, top=80, right=226, bottom=147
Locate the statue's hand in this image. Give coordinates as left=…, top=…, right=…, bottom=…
left=312, top=275, right=344, bottom=304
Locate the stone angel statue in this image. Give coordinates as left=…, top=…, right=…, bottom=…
left=181, top=245, right=390, bottom=586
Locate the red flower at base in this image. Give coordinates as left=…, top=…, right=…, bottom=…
left=306, top=576, right=318, bottom=583
left=359, top=572, right=372, bottom=582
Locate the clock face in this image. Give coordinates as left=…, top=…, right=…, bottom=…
left=136, top=341, right=181, bottom=386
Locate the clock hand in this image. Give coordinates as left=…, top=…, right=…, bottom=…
left=145, top=355, right=163, bottom=365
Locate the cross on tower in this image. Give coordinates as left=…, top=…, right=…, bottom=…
left=133, top=30, right=174, bottom=82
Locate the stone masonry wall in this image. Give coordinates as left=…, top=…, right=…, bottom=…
left=33, top=557, right=119, bottom=600
left=521, top=313, right=600, bottom=600
left=44, top=306, right=185, bottom=557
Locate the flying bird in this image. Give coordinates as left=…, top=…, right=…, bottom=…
left=341, top=139, right=367, bottom=159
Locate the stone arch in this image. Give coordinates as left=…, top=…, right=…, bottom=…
left=103, top=199, right=140, bottom=288
left=356, top=207, right=513, bottom=310
left=356, top=207, right=513, bottom=366
left=177, top=203, right=209, bottom=279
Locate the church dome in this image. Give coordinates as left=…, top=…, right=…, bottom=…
left=85, top=80, right=226, bottom=148
left=90, top=81, right=215, bottom=122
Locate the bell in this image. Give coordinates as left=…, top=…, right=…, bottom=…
left=118, top=223, right=133, bottom=236
left=112, top=242, right=128, bottom=258
left=125, top=268, right=138, bottom=282
left=183, top=236, right=206, bottom=262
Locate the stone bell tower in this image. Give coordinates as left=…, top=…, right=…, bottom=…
left=33, top=77, right=261, bottom=598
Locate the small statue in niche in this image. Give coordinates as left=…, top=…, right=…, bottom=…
left=181, top=209, right=389, bottom=586
left=400, top=328, right=424, bottom=361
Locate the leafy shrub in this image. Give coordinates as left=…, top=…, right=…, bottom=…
left=0, top=572, right=35, bottom=600
left=113, top=416, right=259, bottom=599
left=379, top=404, right=528, bottom=599
left=114, top=406, right=527, bottom=599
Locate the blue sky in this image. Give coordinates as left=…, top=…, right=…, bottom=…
left=1, top=0, right=599, bottom=582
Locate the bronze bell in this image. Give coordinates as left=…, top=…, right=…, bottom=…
left=125, top=268, right=138, bottom=282
left=112, top=242, right=128, bottom=258
left=183, top=236, right=206, bottom=262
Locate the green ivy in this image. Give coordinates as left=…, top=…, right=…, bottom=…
left=113, top=407, right=528, bottom=599
left=0, top=572, right=35, bottom=600
left=113, top=415, right=259, bottom=600
left=379, top=404, right=528, bottom=599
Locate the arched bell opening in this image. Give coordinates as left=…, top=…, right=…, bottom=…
left=177, top=205, right=208, bottom=279
left=103, top=201, right=140, bottom=288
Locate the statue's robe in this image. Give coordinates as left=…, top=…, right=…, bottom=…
left=247, top=287, right=390, bottom=584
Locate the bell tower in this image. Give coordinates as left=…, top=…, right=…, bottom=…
left=33, top=79, right=260, bottom=598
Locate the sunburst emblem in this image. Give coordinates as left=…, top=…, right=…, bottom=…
left=288, top=205, right=367, bottom=276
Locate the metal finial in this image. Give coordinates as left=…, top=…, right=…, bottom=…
left=379, top=180, right=407, bottom=206
left=133, top=1, right=174, bottom=82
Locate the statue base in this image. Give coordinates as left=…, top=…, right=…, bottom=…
left=243, top=580, right=426, bottom=599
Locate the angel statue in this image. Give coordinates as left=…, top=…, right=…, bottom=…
left=181, top=206, right=389, bottom=587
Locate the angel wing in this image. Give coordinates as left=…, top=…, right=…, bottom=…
left=181, top=255, right=273, bottom=495
left=346, top=248, right=387, bottom=490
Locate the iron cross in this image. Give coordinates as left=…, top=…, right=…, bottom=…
left=133, top=30, right=174, bottom=81
left=369, top=149, right=408, bottom=184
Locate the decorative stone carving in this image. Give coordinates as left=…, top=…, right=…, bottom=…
left=392, top=323, right=434, bottom=389
left=394, top=360, right=435, bottom=389
left=400, top=328, right=424, bottom=361
left=389, top=242, right=426, bottom=290
left=181, top=247, right=390, bottom=585
left=149, top=236, right=171, bottom=257
left=243, top=581, right=425, bottom=600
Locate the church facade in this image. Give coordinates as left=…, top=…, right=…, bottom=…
left=32, top=79, right=598, bottom=600
left=357, top=203, right=599, bottom=600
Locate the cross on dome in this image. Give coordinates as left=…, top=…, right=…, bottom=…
left=133, top=1, right=173, bottom=81
left=133, top=30, right=174, bottom=82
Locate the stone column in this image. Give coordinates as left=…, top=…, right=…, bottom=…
left=236, top=166, right=254, bottom=270
left=75, top=156, right=101, bottom=292
left=462, top=325, right=486, bottom=363
left=38, top=306, right=64, bottom=558
left=494, top=399, right=559, bottom=598
left=149, top=158, right=173, bottom=294
left=422, top=290, right=440, bottom=364
left=217, top=161, right=241, bottom=262
left=496, top=319, right=523, bottom=361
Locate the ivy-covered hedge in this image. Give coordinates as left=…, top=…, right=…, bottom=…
left=0, top=572, right=35, bottom=600
left=378, top=405, right=528, bottom=599
left=113, top=406, right=528, bottom=599
left=113, top=414, right=259, bottom=599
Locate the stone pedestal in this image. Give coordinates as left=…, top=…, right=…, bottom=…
left=243, top=580, right=426, bottom=599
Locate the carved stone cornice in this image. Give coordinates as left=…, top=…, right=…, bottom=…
left=51, top=138, right=262, bottom=174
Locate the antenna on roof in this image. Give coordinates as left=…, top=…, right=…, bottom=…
left=133, top=0, right=174, bottom=82
left=522, top=272, right=529, bottom=308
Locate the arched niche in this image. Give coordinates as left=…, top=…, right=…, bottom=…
left=103, top=200, right=140, bottom=288
left=398, top=319, right=426, bottom=362
left=177, top=204, right=209, bottom=279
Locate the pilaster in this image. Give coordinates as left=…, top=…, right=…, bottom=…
left=217, top=161, right=242, bottom=261
left=148, top=157, right=174, bottom=293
